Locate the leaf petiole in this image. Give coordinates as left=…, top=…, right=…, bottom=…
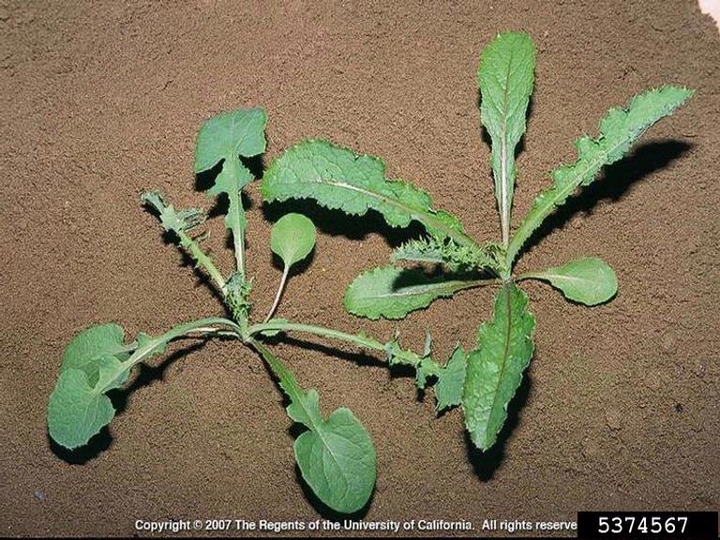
left=248, top=320, right=441, bottom=374
left=96, top=317, right=242, bottom=394
left=263, top=266, right=289, bottom=323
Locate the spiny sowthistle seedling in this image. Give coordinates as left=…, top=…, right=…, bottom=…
left=261, top=32, right=693, bottom=450
left=47, top=108, right=433, bottom=514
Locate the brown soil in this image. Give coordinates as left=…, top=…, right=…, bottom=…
left=1, top=0, right=718, bottom=537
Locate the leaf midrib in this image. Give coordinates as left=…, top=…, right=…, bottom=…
left=486, top=283, right=514, bottom=442
left=370, top=279, right=480, bottom=300
left=305, top=178, right=480, bottom=250
left=499, top=45, right=513, bottom=246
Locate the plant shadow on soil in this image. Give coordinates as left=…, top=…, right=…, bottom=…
left=262, top=198, right=426, bottom=248
left=48, top=341, right=212, bottom=465
left=518, top=140, right=691, bottom=258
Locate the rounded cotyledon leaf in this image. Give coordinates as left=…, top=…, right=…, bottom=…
left=270, top=213, right=316, bottom=269
left=522, top=257, right=618, bottom=306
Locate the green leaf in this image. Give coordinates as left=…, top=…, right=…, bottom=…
left=142, top=191, right=227, bottom=292
left=96, top=355, right=131, bottom=391
left=294, top=406, right=375, bottom=514
left=262, top=139, right=477, bottom=249
left=194, top=108, right=268, bottom=277
left=478, top=31, right=536, bottom=245
left=47, top=369, right=116, bottom=450
left=463, top=282, right=535, bottom=450
left=392, top=236, right=504, bottom=273
left=435, top=346, right=467, bottom=412
left=48, top=318, right=238, bottom=450
left=270, top=213, right=317, bottom=269
left=61, top=324, right=128, bottom=386
left=251, top=340, right=376, bottom=514
left=141, top=191, right=206, bottom=234
left=523, top=257, right=618, bottom=305
left=194, top=108, right=268, bottom=173
left=507, top=86, right=693, bottom=266
left=49, top=324, right=134, bottom=448
left=344, top=266, right=481, bottom=320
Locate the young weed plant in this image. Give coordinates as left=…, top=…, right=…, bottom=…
left=47, top=108, right=434, bottom=514
left=261, top=32, right=693, bottom=451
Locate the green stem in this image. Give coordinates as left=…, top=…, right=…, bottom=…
left=263, top=265, right=290, bottom=323
left=176, top=229, right=227, bottom=295
left=248, top=338, right=295, bottom=392
left=250, top=321, right=383, bottom=349
left=247, top=320, right=440, bottom=374
left=98, top=317, right=241, bottom=393
left=514, top=271, right=545, bottom=282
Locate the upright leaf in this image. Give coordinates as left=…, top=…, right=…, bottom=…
left=265, top=213, right=317, bottom=321
left=463, top=282, right=535, bottom=450
left=261, top=139, right=478, bottom=249
left=251, top=340, right=376, bottom=514
left=522, top=257, right=617, bottom=305
left=507, top=86, right=693, bottom=266
left=195, top=108, right=268, bottom=276
left=345, top=266, right=483, bottom=320
left=142, top=191, right=226, bottom=292
left=194, top=108, right=267, bottom=173
left=478, top=32, right=536, bottom=247
left=141, top=191, right=206, bottom=234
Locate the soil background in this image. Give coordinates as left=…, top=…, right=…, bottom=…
left=1, top=0, right=718, bottom=537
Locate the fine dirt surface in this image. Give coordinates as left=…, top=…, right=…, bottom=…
left=2, top=1, right=718, bottom=537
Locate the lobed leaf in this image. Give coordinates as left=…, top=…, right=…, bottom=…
left=270, top=213, right=317, bottom=269
left=524, top=257, right=617, bottom=305
left=49, top=324, right=136, bottom=448
left=194, top=108, right=268, bottom=276
left=60, top=323, right=129, bottom=386
left=261, top=140, right=476, bottom=247
left=141, top=191, right=206, bottom=234
left=49, top=318, right=236, bottom=450
left=392, top=236, right=504, bottom=273
left=194, top=108, right=268, bottom=175
left=463, top=282, right=535, bottom=450
left=434, top=346, right=467, bottom=412
left=478, top=31, right=536, bottom=244
left=344, top=266, right=481, bottom=320
left=252, top=340, right=376, bottom=514
left=507, top=86, right=693, bottom=266
left=142, top=191, right=227, bottom=293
